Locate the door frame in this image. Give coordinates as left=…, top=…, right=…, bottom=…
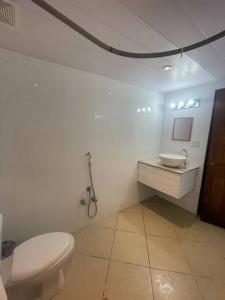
left=197, top=88, right=222, bottom=215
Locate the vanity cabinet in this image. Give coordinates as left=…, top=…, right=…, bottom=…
left=137, top=159, right=198, bottom=199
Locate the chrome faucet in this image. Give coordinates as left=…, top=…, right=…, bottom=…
left=179, top=149, right=189, bottom=167
left=179, top=149, right=188, bottom=158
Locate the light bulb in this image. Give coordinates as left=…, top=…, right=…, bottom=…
left=178, top=101, right=185, bottom=108
left=187, top=100, right=194, bottom=106
left=194, top=101, right=200, bottom=107
left=170, top=102, right=176, bottom=109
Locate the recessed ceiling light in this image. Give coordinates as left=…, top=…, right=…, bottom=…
left=162, top=65, right=173, bottom=71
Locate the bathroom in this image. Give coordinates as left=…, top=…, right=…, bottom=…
left=0, top=0, right=225, bottom=299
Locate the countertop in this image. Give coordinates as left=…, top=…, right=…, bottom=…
left=138, top=158, right=199, bottom=174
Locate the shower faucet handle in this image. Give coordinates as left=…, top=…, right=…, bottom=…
left=86, top=152, right=91, bottom=158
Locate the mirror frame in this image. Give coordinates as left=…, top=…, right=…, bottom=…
left=172, top=117, right=193, bottom=141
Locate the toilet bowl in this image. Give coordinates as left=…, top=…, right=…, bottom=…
left=0, top=219, right=74, bottom=300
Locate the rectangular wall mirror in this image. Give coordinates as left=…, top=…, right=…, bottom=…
left=172, top=117, right=193, bottom=141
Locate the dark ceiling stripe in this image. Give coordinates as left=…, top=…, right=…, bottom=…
left=31, top=0, right=225, bottom=59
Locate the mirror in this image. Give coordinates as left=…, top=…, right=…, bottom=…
left=172, top=117, right=193, bottom=141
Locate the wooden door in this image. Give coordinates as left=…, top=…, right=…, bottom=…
left=200, top=88, right=225, bottom=228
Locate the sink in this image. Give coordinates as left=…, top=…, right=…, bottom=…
left=158, top=153, right=186, bottom=168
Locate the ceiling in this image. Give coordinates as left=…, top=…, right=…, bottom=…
left=1, top=0, right=225, bottom=92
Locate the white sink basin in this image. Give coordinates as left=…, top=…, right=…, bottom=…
left=158, top=154, right=186, bottom=168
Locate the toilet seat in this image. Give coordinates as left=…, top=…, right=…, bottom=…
left=10, top=232, right=74, bottom=283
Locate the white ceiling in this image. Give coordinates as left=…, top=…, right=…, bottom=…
left=1, top=0, right=225, bottom=92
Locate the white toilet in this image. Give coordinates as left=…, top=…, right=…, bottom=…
left=0, top=214, right=75, bottom=300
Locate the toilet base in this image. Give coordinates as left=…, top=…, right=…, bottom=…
left=40, top=269, right=64, bottom=300
left=6, top=269, right=65, bottom=300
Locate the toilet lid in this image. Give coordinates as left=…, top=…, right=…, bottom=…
left=10, top=232, right=74, bottom=283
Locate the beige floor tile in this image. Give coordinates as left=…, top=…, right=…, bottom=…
left=74, top=226, right=114, bottom=259
left=53, top=253, right=108, bottom=300
left=147, top=236, right=191, bottom=274
left=93, top=213, right=118, bottom=229
left=141, top=201, right=161, bottom=217
left=209, top=227, right=225, bottom=254
left=142, top=197, right=197, bottom=228
left=197, top=277, right=225, bottom=300
left=152, top=269, right=203, bottom=300
left=111, top=231, right=149, bottom=266
left=117, top=212, right=145, bottom=234
left=104, top=261, right=153, bottom=300
left=217, top=244, right=225, bottom=260
left=144, top=215, right=176, bottom=238
left=175, top=220, right=213, bottom=243
left=182, top=240, right=225, bottom=279
left=198, top=221, right=225, bottom=258
left=123, top=203, right=143, bottom=214
left=142, top=205, right=158, bottom=217
left=141, top=196, right=174, bottom=217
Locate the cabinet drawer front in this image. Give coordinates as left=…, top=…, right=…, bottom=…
left=138, top=163, right=180, bottom=198
left=138, top=163, right=179, bottom=182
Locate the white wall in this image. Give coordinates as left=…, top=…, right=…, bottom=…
left=160, top=80, right=225, bottom=213
left=0, top=48, right=164, bottom=243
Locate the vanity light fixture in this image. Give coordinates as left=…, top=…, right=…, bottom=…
left=94, top=114, right=103, bottom=119
left=137, top=106, right=151, bottom=113
left=170, top=99, right=200, bottom=110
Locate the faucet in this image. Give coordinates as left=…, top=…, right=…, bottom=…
left=179, top=149, right=188, bottom=158
left=179, top=149, right=189, bottom=167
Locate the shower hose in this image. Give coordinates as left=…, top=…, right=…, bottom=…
left=86, top=152, right=98, bottom=218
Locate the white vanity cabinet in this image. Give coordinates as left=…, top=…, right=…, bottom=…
left=137, top=159, right=199, bottom=199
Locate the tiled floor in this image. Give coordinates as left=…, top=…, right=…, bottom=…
left=53, top=196, right=225, bottom=300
